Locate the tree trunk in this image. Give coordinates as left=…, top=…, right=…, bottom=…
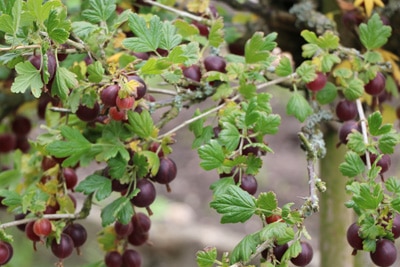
left=319, top=130, right=354, bottom=267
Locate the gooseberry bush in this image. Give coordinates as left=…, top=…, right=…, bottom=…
left=0, top=0, right=400, bottom=267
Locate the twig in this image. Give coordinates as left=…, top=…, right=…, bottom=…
left=0, top=44, right=41, bottom=52
left=142, top=0, right=205, bottom=22
left=148, top=88, right=178, bottom=96
left=356, top=98, right=371, bottom=169
left=0, top=213, right=78, bottom=230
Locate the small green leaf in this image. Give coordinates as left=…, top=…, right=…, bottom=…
left=45, top=8, right=71, bottom=44
left=301, top=43, right=319, bottom=58
left=123, top=13, right=163, bottom=52
left=286, top=92, right=313, bottom=122
left=159, top=21, right=182, bottom=50
left=256, top=192, right=278, bottom=216
left=245, top=32, right=277, bottom=64
left=174, top=19, right=199, bottom=38
left=127, top=110, right=156, bottom=139
left=82, top=0, right=115, bottom=23
left=101, top=196, right=134, bottom=226
left=71, top=21, right=97, bottom=39
left=296, top=62, right=316, bottom=83
left=385, top=177, right=400, bottom=194
left=352, top=183, right=384, bottom=210
left=378, top=133, right=400, bottom=154
left=344, top=78, right=364, bottom=100
left=87, top=61, right=105, bottom=83
left=275, top=56, right=293, bottom=77
left=317, top=31, right=340, bottom=50
left=347, top=132, right=367, bottom=154
left=316, top=82, right=337, bottom=105
left=255, top=114, right=281, bottom=135
left=364, top=51, right=383, bottom=64
left=107, top=156, right=127, bottom=179
left=368, top=112, right=392, bottom=136
left=11, top=61, right=43, bottom=97
left=52, top=67, right=78, bottom=100
left=75, top=174, right=112, bottom=201
left=281, top=240, right=302, bottom=262
left=210, top=177, right=235, bottom=196
left=198, top=140, right=225, bottom=171
left=359, top=13, right=392, bottom=50
left=196, top=247, right=217, bottom=267
left=210, top=185, right=256, bottom=223
left=208, top=17, right=224, bottom=48
left=300, top=30, right=318, bottom=44
left=219, top=122, right=240, bottom=151
left=229, top=234, right=259, bottom=263
left=339, top=151, right=365, bottom=177
left=259, top=222, right=295, bottom=245
left=321, top=54, right=341, bottom=73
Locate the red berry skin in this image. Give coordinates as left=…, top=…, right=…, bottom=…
left=116, top=96, right=135, bottom=110
left=392, top=215, right=400, bottom=239
left=306, top=72, right=327, bottom=92
left=290, top=241, right=313, bottom=266
left=51, top=233, right=74, bottom=259
left=0, top=133, right=16, bottom=153
left=153, top=157, right=177, bottom=185
left=122, top=249, right=142, bottom=267
left=11, top=115, right=32, bottom=136
left=127, top=75, right=147, bottom=100
left=101, top=85, right=120, bottom=107
left=130, top=179, right=156, bottom=208
left=204, top=55, right=227, bottom=73
left=364, top=72, right=386, bottom=96
left=63, top=167, right=78, bottom=189
left=105, top=251, right=122, bottom=267
left=0, top=241, right=13, bottom=265
left=33, top=218, right=52, bottom=237
left=26, top=221, right=41, bottom=242
left=370, top=239, right=397, bottom=267
left=76, top=102, right=100, bottom=122
left=336, top=99, right=358, bottom=121
left=347, top=222, right=364, bottom=250
left=109, top=107, right=126, bottom=121
left=266, top=214, right=282, bottom=224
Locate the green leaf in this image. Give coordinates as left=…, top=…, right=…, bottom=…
left=0, top=0, right=22, bottom=35
left=209, top=178, right=235, bottom=196
left=317, top=31, right=340, bottom=50
left=256, top=192, right=278, bottom=216
left=301, top=43, right=319, bottom=58
left=82, top=0, right=115, bottom=23
left=52, top=67, right=78, bottom=100
left=321, top=54, right=341, bottom=73
left=316, top=82, right=337, bottom=105
left=174, top=19, right=199, bottom=38
left=368, top=112, right=392, bottom=136
left=0, top=169, right=20, bottom=187
left=101, top=196, right=134, bottom=226
left=139, top=151, right=159, bottom=177
left=296, top=62, right=316, bottom=83
left=45, top=8, right=71, bottom=44
left=347, top=132, right=367, bottom=154
left=219, top=122, right=240, bottom=151
left=378, top=133, right=400, bottom=154
left=344, top=78, right=364, bottom=100
left=364, top=51, right=383, bottom=64
left=196, top=247, right=217, bottom=267
left=339, top=151, right=365, bottom=177
left=46, top=126, right=95, bottom=167
left=359, top=13, right=392, bottom=50
left=351, top=183, right=384, bottom=210
left=275, top=56, right=293, bottom=77
left=281, top=240, right=302, bottom=262
left=107, top=156, right=127, bottom=179
left=0, top=190, right=22, bottom=211
left=229, top=234, right=259, bottom=263
left=208, top=17, right=224, bottom=48
left=198, top=140, right=225, bottom=171
left=87, top=61, right=105, bottom=83
left=255, top=114, right=281, bottom=135
left=386, top=177, right=400, bottom=195
left=210, top=185, right=256, bottom=223
left=127, top=110, right=156, bottom=139
left=245, top=32, right=277, bottom=64
left=123, top=13, right=163, bottom=52
left=75, top=174, right=112, bottom=201
left=286, top=92, right=313, bottom=122
left=11, top=61, right=43, bottom=97
left=391, top=198, right=400, bottom=214
left=259, top=222, right=295, bottom=245
left=159, top=21, right=182, bottom=50
left=71, top=21, right=97, bottom=39
left=25, top=0, right=62, bottom=25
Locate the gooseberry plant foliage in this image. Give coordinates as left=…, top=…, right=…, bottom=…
left=0, top=0, right=399, bottom=267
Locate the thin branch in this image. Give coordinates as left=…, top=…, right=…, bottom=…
left=148, top=88, right=178, bottom=96
left=256, top=73, right=297, bottom=90
left=0, top=44, right=41, bottom=52
left=356, top=98, right=371, bottom=169
left=142, top=0, right=205, bottom=22
left=0, top=213, right=78, bottom=230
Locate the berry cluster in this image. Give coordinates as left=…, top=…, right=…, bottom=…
left=347, top=215, right=400, bottom=267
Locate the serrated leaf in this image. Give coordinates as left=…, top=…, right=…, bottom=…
left=87, top=61, right=105, bottom=83
left=316, top=82, right=337, bottom=104
left=229, top=234, right=259, bottom=263
left=368, top=111, right=392, bottom=136
left=0, top=0, right=22, bottom=35
left=321, top=54, right=341, bottom=72
left=353, top=183, right=384, bottom=210
left=71, top=21, right=97, bottom=38
left=196, top=247, right=217, bottom=267
left=259, top=222, right=295, bottom=245
left=174, top=19, right=199, bottom=38
left=385, top=177, right=400, bottom=194
left=108, top=156, right=127, bottom=179
left=101, top=196, right=134, bottom=226
left=75, top=174, right=112, bottom=201
left=52, top=67, right=78, bottom=100
left=359, top=13, right=391, bottom=50
left=347, top=132, right=367, bottom=154
left=82, top=0, right=115, bottom=23
left=378, top=133, right=400, bottom=154
left=210, top=177, right=235, bottom=196
left=198, top=140, right=225, bottom=171
left=245, top=32, right=277, bottom=64
left=45, top=8, right=71, bottom=44
left=364, top=50, right=383, bottom=64
left=317, top=31, right=340, bottom=50
left=208, top=17, right=224, bottom=48
left=339, top=151, right=365, bottom=177
left=275, top=56, right=293, bottom=77
left=256, top=192, right=278, bottom=216
left=344, top=78, right=364, bottom=100
left=123, top=13, right=162, bottom=52
left=25, top=0, right=62, bottom=25
left=281, top=240, right=302, bottom=262
left=127, top=110, right=156, bottom=139
left=286, top=92, right=313, bottom=122
left=301, top=43, right=319, bottom=58
left=210, top=185, right=256, bottom=223
left=296, top=62, right=316, bottom=83
left=219, top=122, right=240, bottom=151
left=11, top=61, right=43, bottom=97
left=159, top=21, right=182, bottom=50
left=301, top=30, right=318, bottom=44
left=255, top=114, right=281, bottom=135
